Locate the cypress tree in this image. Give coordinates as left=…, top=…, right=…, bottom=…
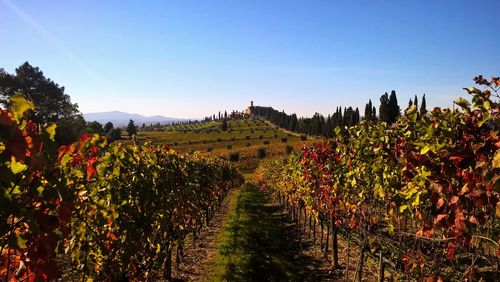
left=126, top=119, right=137, bottom=136
left=364, top=99, right=373, bottom=121
left=420, top=94, right=427, bottom=116
left=388, top=90, right=400, bottom=124
left=221, top=119, right=228, bottom=131
left=379, top=92, right=390, bottom=122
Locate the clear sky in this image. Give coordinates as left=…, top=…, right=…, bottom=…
left=1, top=0, right=499, bottom=119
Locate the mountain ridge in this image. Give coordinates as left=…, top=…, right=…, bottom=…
left=83, top=111, right=186, bottom=126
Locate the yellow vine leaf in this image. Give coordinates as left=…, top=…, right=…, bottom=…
left=493, top=149, right=500, bottom=169
left=10, top=156, right=27, bottom=174
left=10, top=94, right=34, bottom=124
left=45, top=123, right=57, bottom=141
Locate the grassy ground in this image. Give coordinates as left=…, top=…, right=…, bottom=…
left=204, top=183, right=326, bottom=281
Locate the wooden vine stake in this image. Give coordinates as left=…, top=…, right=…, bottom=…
left=345, top=233, right=351, bottom=281
left=163, top=242, right=172, bottom=280
left=330, top=214, right=339, bottom=270
left=354, top=240, right=367, bottom=282
left=378, top=250, right=384, bottom=282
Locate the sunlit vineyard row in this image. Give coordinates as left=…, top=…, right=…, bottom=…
left=0, top=96, right=243, bottom=281
left=255, top=76, right=500, bottom=280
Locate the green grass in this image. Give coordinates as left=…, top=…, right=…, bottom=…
left=205, top=183, right=316, bottom=281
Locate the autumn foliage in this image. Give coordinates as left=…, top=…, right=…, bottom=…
left=0, top=95, right=242, bottom=281
left=255, top=76, right=500, bottom=279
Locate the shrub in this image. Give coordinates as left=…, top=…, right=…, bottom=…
left=263, top=140, right=270, bottom=145
left=207, top=146, right=213, bottom=152
left=281, top=137, right=288, bottom=143
left=285, top=145, right=293, bottom=155
left=257, top=147, right=266, bottom=159
left=226, top=144, right=232, bottom=149
left=229, top=152, right=240, bottom=162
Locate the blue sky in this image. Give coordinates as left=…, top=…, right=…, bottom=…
left=1, top=0, right=499, bottom=118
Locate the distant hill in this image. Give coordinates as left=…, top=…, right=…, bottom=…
left=83, top=111, right=186, bottom=126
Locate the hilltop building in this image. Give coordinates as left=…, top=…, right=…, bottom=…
left=245, top=101, right=254, bottom=115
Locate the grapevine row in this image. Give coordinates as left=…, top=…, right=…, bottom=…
left=255, top=76, right=500, bottom=280
left=0, top=95, right=243, bottom=281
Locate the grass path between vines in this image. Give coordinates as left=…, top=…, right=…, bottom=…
left=203, top=182, right=331, bottom=281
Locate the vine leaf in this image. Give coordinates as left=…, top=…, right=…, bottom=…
left=10, top=156, right=27, bottom=174
left=45, top=123, right=57, bottom=141
left=10, top=94, right=34, bottom=124
left=493, top=149, right=500, bottom=168
left=454, top=97, right=471, bottom=111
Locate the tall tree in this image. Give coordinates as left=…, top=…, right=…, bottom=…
left=420, top=94, right=427, bottom=116
left=364, top=99, right=373, bottom=121
left=221, top=119, right=228, bottom=131
left=388, top=90, right=400, bottom=124
left=379, top=92, right=390, bottom=123
left=0, top=62, right=85, bottom=144
left=126, top=119, right=137, bottom=136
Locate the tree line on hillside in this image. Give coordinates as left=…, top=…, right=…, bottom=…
left=1, top=62, right=428, bottom=141
left=252, top=90, right=427, bottom=137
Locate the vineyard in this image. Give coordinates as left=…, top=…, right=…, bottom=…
left=0, top=95, right=243, bottom=281
left=136, top=119, right=315, bottom=173
left=1, top=76, right=499, bottom=281
left=255, top=76, right=500, bottom=280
